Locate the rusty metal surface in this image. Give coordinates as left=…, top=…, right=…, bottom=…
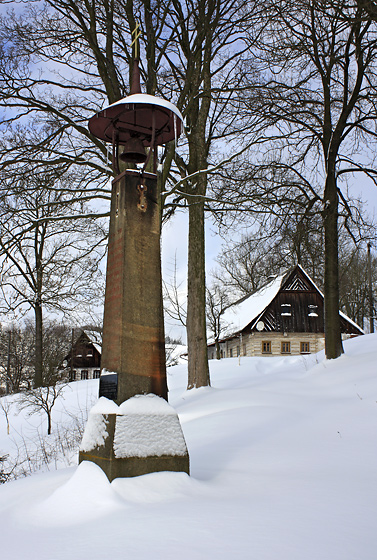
left=101, top=172, right=168, bottom=403
left=88, top=102, right=181, bottom=146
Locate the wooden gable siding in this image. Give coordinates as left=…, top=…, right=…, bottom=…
left=247, top=267, right=324, bottom=334
left=339, top=314, right=361, bottom=335
left=257, top=289, right=324, bottom=333
left=243, top=266, right=362, bottom=336
left=70, top=332, right=101, bottom=369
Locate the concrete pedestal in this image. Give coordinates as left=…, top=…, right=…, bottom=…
left=79, top=395, right=189, bottom=481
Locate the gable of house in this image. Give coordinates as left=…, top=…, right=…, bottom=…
left=247, top=266, right=324, bottom=334
left=64, top=330, right=102, bottom=381
left=208, top=265, right=363, bottom=359
left=229, top=265, right=362, bottom=336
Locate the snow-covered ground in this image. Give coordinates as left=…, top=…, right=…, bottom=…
left=0, top=334, right=376, bottom=560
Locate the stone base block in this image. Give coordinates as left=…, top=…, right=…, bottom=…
left=78, top=394, right=189, bottom=482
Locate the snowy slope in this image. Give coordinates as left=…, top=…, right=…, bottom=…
left=0, top=334, right=377, bottom=560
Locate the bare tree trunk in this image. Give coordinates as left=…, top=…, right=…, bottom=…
left=323, top=170, right=343, bottom=359
left=187, top=194, right=210, bottom=389
left=6, top=330, right=11, bottom=394
left=34, top=303, right=43, bottom=387
left=215, top=340, right=221, bottom=360
left=368, top=242, right=374, bottom=333
left=34, top=233, right=44, bottom=388
left=47, top=408, right=52, bottom=435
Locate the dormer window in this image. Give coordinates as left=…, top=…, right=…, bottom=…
left=308, top=304, right=318, bottom=317
left=281, top=303, right=292, bottom=317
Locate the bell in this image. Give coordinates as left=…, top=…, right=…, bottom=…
left=119, top=136, right=147, bottom=164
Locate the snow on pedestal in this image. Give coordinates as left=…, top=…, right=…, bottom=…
left=79, top=394, right=189, bottom=481
left=114, top=395, right=188, bottom=458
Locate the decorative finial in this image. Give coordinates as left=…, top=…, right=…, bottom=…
left=131, top=21, right=141, bottom=60
left=130, top=21, right=142, bottom=95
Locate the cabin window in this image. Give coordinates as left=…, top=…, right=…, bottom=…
left=243, top=344, right=247, bottom=356
left=93, top=370, right=101, bottom=379
left=281, top=303, right=292, bottom=317
left=72, top=370, right=77, bottom=381
left=300, top=342, right=310, bottom=353
left=262, top=341, right=271, bottom=354
left=229, top=348, right=233, bottom=357
left=236, top=346, right=240, bottom=356
left=81, top=370, right=88, bottom=380
left=281, top=341, right=291, bottom=354
left=87, top=351, right=93, bottom=357
left=308, top=305, right=318, bottom=317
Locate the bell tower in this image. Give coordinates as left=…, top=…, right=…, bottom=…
left=79, top=25, right=189, bottom=480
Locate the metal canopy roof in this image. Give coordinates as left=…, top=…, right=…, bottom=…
left=88, top=93, right=183, bottom=147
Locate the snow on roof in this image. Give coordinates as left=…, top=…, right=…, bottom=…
left=339, top=310, right=364, bottom=333
left=210, top=264, right=364, bottom=341
left=82, top=329, right=102, bottom=347
left=92, top=343, right=102, bottom=354
left=219, top=273, right=286, bottom=336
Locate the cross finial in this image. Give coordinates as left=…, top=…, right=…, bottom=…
left=130, top=21, right=142, bottom=94
left=131, top=21, right=141, bottom=61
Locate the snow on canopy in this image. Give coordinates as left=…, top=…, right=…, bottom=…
left=108, top=93, right=184, bottom=124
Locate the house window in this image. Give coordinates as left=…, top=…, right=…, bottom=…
left=72, top=370, right=77, bottom=381
left=81, top=370, right=89, bottom=380
left=243, top=344, right=247, bottom=356
left=308, top=305, right=318, bottom=317
left=229, top=348, right=233, bottom=357
left=300, top=342, right=310, bottom=354
left=236, top=346, right=240, bottom=357
left=262, top=341, right=271, bottom=354
left=93, top=370, right=101, bottom=379
left=281, top=341, right=291, bottom=354
left=281, top=303, right=292, bottom=317
left=87, top=351, right=93, bottom=357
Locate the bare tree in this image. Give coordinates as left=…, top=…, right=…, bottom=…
left=0, top=398, right=13, bottom=435
left=229, top=0, right=377, bottom=358
left=17, top=383, right=66, bottom=436
left=0, top=0, right=263, bottom=390
left=163, top=255, right=187, bottom=328
left=0, top=453, right=12, bottom=484
left=339, top=240, right=377, bottom=328
left=206, top=282, right=235, bottom=359
left=0, top=323, right=34, bottom=393
left=214, top=205, right=325, bottom=294
left=0, top=170, right=106, bottom=386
